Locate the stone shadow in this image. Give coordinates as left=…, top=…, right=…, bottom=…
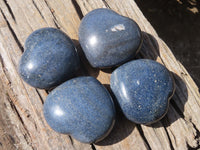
left=72, top=39, right=100, bottom=78
left=135, top=32, right=160, bottom=61
left=95, top=84, right=135, bottom=146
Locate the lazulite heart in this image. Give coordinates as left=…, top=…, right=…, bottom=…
left=79, top=8, right=142, bottom=68
left=18, top=27, right=80, bottom=89
left=110, top=59, right=175, bottom=124
left=43, top=76, right=116, bottom=143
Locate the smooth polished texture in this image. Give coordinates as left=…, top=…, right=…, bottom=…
left=43, top=76, right=116, bottom=143
left=79, top=8, right=142, bottom=68
left=18, top=27, right=80, bottom=89
left=110, top=59, right=174, bottom=124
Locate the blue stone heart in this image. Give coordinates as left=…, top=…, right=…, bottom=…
left=18, top=27, right=80, bottom=89
left=79, top=8, right=142, bottom=68
left=110, top=59, right=175, bottom=124
left=43, top=76, right=116, bottom=143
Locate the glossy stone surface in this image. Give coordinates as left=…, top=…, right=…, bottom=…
left=43, top=76, right=116, bottom=143
left=79, top=8, right=142, bottom=68
left=110, top=59, right=174, bottom=124
left=18, top=27, right=80, bottom=89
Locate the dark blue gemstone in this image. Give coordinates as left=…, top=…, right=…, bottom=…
left=43, top=76, right=116, bottom=143
left=18, top=27, right=80, bottom=89
left=79, top=8, right=142, bottom=68
left=110, top=59, right=175, bottom=124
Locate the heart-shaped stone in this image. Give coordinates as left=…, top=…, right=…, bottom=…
left=79, top=8, right=142, bottom=68
left=18, top=27, right=80, bottom=89
left=43, top=76, right=116, bottom=143
left=110, top=59, right=175, bottom=124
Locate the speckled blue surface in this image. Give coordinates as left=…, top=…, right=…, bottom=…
left=110, top=59, right=174, bottom=124
left=43, top=76, right=116, bottom=143
left=79, top=8, right=142, bottom=68
left=18, top=27, right=80, bottom=89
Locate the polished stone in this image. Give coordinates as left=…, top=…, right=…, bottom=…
left=43, top=76, right=116, bottom=143
left=110, top=59, right=175, bottom=124
left=79, top=8, right=142, bottom=68
left=18, top=27, right=80, bottom=89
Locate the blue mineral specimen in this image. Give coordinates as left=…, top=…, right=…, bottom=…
left=18, top=27, right=80, bottom=89
left=110, top=59, right=174, bottom=124
left=79, top=8, right=142, bottom=68
left=43, top=76, right=116, bottom=143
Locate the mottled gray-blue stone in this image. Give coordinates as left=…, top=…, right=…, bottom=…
left=18, top=27, right=80, bottom=89
left=110, top=59, right=174, bottom=124
left=43, top=76, right=116, bottom=143
left=79, top=8, right=142, bottom=68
